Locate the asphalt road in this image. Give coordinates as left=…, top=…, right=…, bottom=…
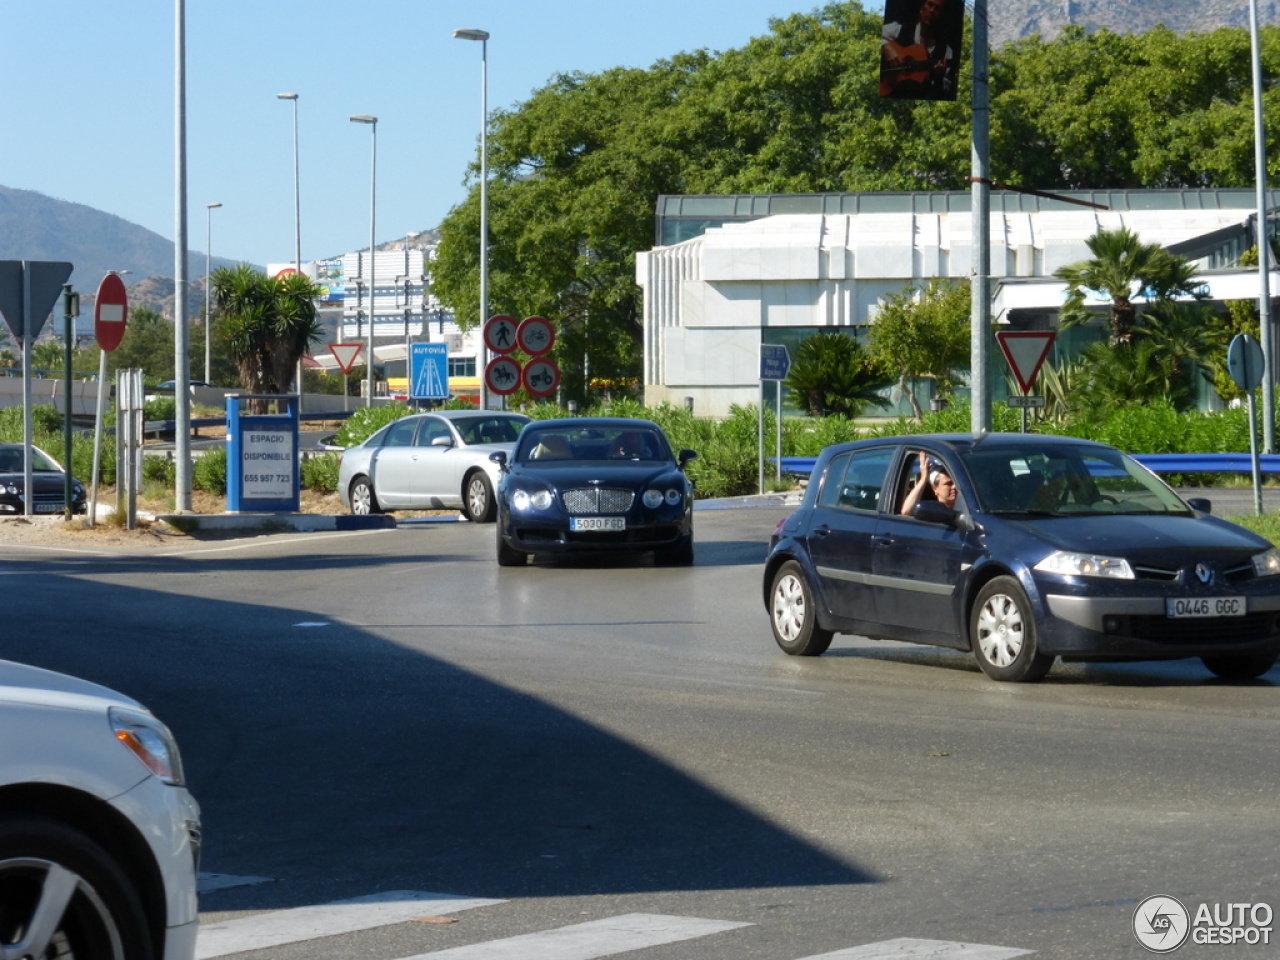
left=3, top=507, right=1278, bottom=960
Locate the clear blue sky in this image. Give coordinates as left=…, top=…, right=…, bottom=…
left=0, top=1, right=878, bottom=273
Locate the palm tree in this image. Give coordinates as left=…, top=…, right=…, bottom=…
left=784, top=331, right=893, bottom=418
left=1134, top=300, right=1220, bottom=400
left=1055, top=227, right=1202, bottom=344
left=213, top=264, right=323, bottom=396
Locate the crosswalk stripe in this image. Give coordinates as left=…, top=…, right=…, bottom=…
left=790, top=937, right=1034, bottom=959
left=394, top=912, right=752, bottom=959
left=196, top=891, right=506, bottom=958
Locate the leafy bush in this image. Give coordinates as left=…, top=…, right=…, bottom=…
left=302, top=452, right=341, bottom=493
left=334, top=402, right=411, bottom=447
left=192, top=446, right=227, bottom=495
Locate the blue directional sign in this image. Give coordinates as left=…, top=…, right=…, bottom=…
left=760, top=343, right=791, bottom=381
left=410, top=343, right=449, bottom=400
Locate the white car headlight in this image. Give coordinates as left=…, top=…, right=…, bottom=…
left=1034, top=551, right=1135, bottom=580
left=642, top=489, right=664, bottom=509
left=512, top=488, right=552, bottom=511
left=110, top=706, right=186, bottom=786
left=1252, top=547, right=1280, bottom=577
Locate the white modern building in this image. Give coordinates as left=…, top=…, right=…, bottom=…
left=637, top=189, right=1280, bottom=418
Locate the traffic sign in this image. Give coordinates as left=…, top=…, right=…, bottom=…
left=410, top=343, right=449, bottom=400
left=1006, top=395, right=1047, bottom=409
left=483, top=314, right=519, bottom=354
left=485, top=355, right=522, bottom=395
left=522, top=357, right=561, bottom=397
left=760, top=344, right=791, bottom=381
left=995, top=331, right=1056, bottom=394
left=329, top=342, right=363, bottom=373
left=517, top=316, right=555, bottom=356
left=1228, top=334, right=1265, bottom=391
left=0, top=260, right=74, bottom=339
left=94, top=273, right=129, bottom=352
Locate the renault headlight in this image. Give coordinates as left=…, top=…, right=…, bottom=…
left=1252, top=547, right=1280, bottom=577
left=1034, top=551, right=1135, bottom=580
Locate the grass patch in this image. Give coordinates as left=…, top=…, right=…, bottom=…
left=1224, top=513, right=1280, bottom=543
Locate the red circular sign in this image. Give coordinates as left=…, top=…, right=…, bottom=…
left=517, top=316, right=555, bottom=356
left=522, top=358, right=561, bottom=397
left=93, top=273, right=129, bottom=353
left=485, top=355, right=522, bottom=395
left=483, top=314, right=519, bottom=354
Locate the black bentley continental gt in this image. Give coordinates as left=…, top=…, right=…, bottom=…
left=491, top=418, right=697, bottom=566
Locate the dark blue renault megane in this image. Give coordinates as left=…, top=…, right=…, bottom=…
left=491, top=418, right=697, bottom=567
left=763, top=434, right=1280, bottom=682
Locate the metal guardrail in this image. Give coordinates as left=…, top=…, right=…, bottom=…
left=773, top=454, right=1280, bottom=477
left=142, top=410, right=353, bottom=438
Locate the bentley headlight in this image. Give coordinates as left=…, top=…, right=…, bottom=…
left=642, top=489, right=664, bottom=509
left=512, top=488, right=552, bottom=511
left=1252, top=547, right=1280, bottom=577
left=665, top=488, right=683, bottom=506
left=1034, top=551, right=1135, bottom=580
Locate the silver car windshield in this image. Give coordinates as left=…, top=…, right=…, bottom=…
left=963, top=445, right=1190, bottom=517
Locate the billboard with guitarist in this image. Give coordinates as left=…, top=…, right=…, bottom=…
left=880, top=0, right=964, bottom=101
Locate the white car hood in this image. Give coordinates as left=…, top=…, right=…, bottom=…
left=0, top=659, right=142, bottom=714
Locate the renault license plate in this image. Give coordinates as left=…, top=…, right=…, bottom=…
left=1167, top=596, right=1245, bottom=618
left=571, top=516, right=625, bottom=532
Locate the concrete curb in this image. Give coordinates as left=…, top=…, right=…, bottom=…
left=155, top=513, right=396, bottom=534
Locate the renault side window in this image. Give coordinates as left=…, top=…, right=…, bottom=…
left=819, top=448, right=893, bottom=512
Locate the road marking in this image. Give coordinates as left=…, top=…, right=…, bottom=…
left=394, top=913, right=751, bottom=959
left=196, top=891, right=505, bottom=958
left=791, top=938, right=1033, bottom=959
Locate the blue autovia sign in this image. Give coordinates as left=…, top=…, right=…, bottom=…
left=411, top=343, right=450, bottom=400
left=760, top=344, right=791, bottom=381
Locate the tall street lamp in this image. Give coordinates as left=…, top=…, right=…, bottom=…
left=278, top=92, right=304, bottom=409
left=453, top=28, right=490, bottom=409
left=204, top=202, right=221, bottom=383
left=350, top=114, right=378, bottom=407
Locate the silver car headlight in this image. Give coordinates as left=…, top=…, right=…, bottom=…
left=1034, top=551, right=1135, bottom=580
left=1252, top=547, right=1280, bottom=577
left=512, top=488, right=553, bottom=511
left=110, top=706, right=186, bottom=786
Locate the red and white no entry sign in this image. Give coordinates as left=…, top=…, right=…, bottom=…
left=94, top=272, right=129, bottom=353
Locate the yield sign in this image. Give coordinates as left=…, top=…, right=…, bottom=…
left=329, top=342, right=364, bottom=373
left=995, top=331, right=1056, bottom=394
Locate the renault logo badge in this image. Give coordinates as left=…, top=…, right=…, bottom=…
left=1195, top=563, right=1212, bottom=584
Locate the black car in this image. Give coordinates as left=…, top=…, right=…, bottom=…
left=763, top=433, right=1280, bottom=682
left=0, top=443, right=88, bottom=516
left=491, top=418, right=697, bottom=566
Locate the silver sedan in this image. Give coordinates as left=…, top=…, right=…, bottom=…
left=338, top=410, right=531, bottom=522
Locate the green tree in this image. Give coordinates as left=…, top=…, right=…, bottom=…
left=784, top=331, right=892, bottom=417
left=1134, top=300, right=1221, bottom=400
left=107, top=305, right=174, bottom=380
left=867, top=279, right=970, bottom=419
left=1070, top=339, right=1183, bottom=419
left=212, top=264, right=323, bottom=395
left=1055, top=226, right=1202, bottom=344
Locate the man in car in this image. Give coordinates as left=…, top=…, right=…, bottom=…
left=900, top=450, right=958, bottom=515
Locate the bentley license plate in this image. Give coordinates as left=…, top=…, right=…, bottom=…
left=571, top=516, right=625, bottom=532
left=1167, top=596, right=1245, bottom=618
left=34, top=503, right=62, bottom=513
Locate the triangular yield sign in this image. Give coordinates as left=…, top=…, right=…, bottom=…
left=995, top=331, right=1056, bottom=394
left=329, top=342, right=364, bottom=373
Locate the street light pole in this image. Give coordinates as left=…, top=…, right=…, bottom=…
left=278, top=92, right=304, bottom=410
left=350, top=115, right=378, bottom=407
left=453, top=28, right=490, bottom=409
left=204, top=202, right=221, bottom=383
